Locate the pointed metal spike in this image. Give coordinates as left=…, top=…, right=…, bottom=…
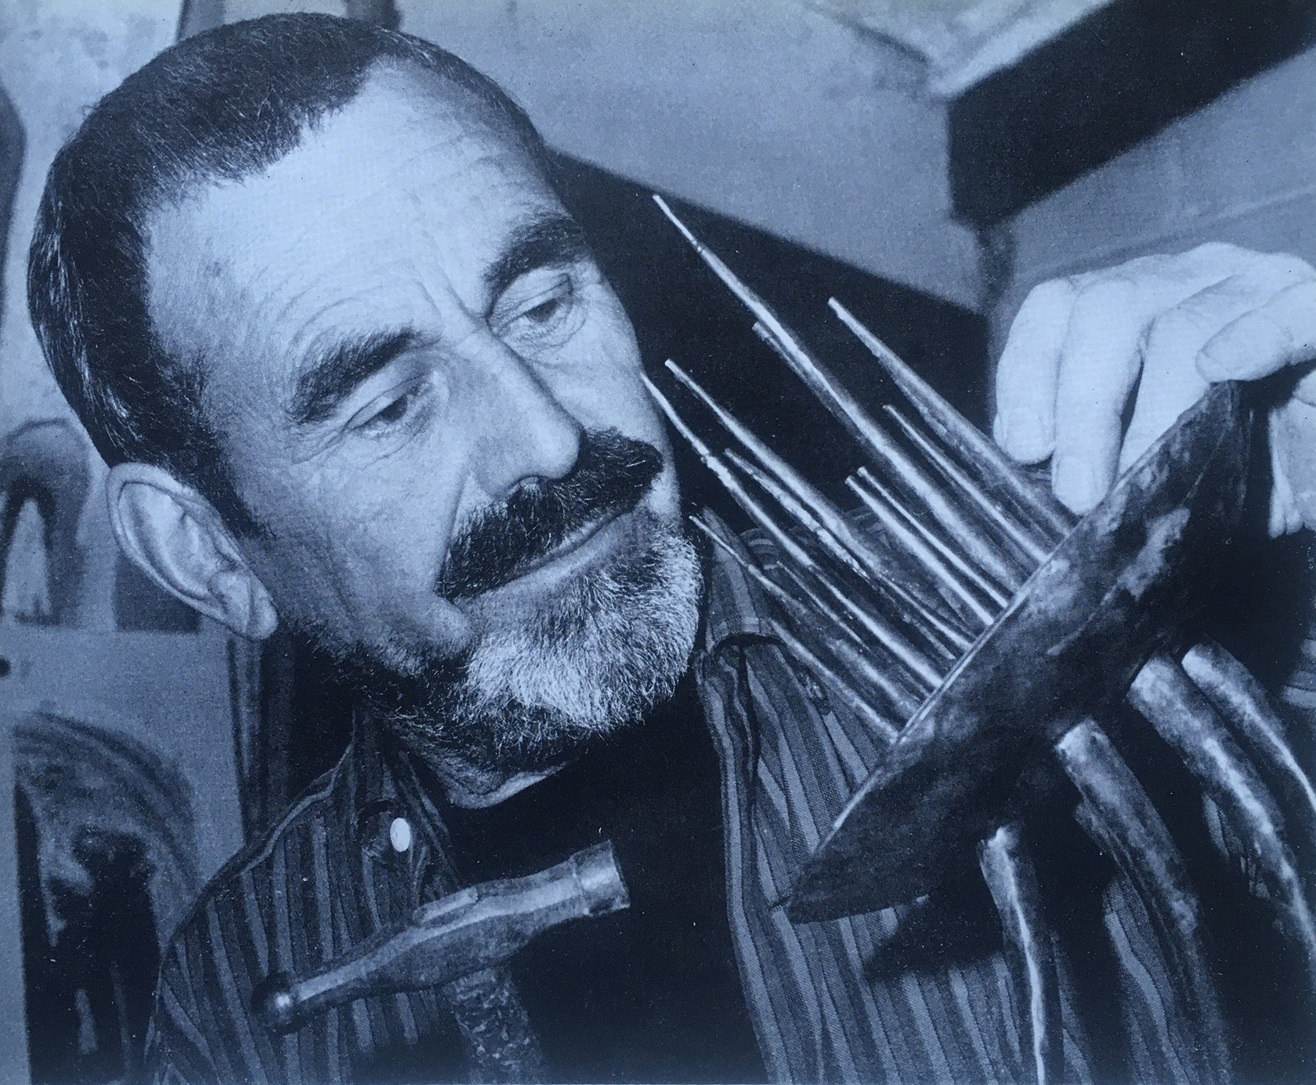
left=853, top=468, right=1011, bottom=607
left=646, top=377, right=850, bottom=598
left=652, top=194, right=703, bottom=250
left=747, top=319, right=920, bottom=490
left=666, top=359, right=929, bottom=603
left=845, top=475, right=1002, bottom=626
left=721, top=448, right=953, bottom=639
left=695, top=514, right=907, bottom=743
left=655, top=203, right=904, bottom=490
left=649, top=367, right=952, bottom=689
left=885, top=406, right=1049, bottom=567
left=643, top=374, right=719, bottom=465
left=770, top=620, right=901, bottom=744
left=700, top=505, right=930, bottom=718
left=654, top=195, right=822, bottom=402
left=690, top=514, right=862, bottom=651
left=828, top=297, right=1072, bottom=541
left=660, top=359, right=968, bottom=643
left=774, top=562, right=946, bottom=691
left=825, top=629, right=925, bottom=723
left=677, top=334, right=978, bottom=645
left=846, top=413, right=1026, bottom=591
left=724, top=449, right=869, bottom=584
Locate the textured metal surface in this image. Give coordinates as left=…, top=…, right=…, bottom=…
left=978, top=823, right=1061, bottom=1085
left=1056, top=718, right=1231, bottom=1084
left=789, top=382, right=1249, bottom=919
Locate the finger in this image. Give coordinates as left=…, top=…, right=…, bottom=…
left=1048, top=276, right=1149, bottom=513
left=1198, top=276, right=1316, bottom=385
left=1268, top=403, right=1303, bottom=536
left=993, top=278, right=1075, bottom=462
left=1118, top=271, right=1282, bottom=471
left=1271, top=398, right=1316, bottom=534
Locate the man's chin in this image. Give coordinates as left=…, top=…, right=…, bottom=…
left=325, top=511, right=704, bottom=779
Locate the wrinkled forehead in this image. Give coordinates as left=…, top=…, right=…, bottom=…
left=142, top=62, right=562, bottom=402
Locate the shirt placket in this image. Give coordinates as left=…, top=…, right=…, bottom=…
left=375, top=757, right=549, bottom=1083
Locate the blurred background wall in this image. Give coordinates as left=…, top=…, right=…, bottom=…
left=995, top=44, right=1316, bottom=343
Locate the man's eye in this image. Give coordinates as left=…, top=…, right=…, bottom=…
left=520, top=295, right=566, bottom=325
left=493, top=274, right=585, bottom=351
left=348, top=384, right=423, bottom=434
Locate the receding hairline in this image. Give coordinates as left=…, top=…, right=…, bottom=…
left=138, top=53, right=561, bottom=437
left=144, top=54, right=548, bottom=222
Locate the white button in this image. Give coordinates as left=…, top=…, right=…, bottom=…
left=389, top=817, right=412, bottom=854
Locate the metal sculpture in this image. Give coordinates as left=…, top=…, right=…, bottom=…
left=648, top=196, right=1316, bottom=1085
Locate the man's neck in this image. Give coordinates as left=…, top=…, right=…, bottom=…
left=433, top=752, right=565, bottom=809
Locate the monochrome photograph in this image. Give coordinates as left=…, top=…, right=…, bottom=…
left=1, top=1, right=1315, bottom=1082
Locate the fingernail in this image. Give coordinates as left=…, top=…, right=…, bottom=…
left=1053, top=457, right=1107, bottom=514
left=998, top=408, right=1048, bottom=458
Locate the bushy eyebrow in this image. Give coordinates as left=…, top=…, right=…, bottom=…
left=289, top=328, right=420, bottom=426
left=285, top=215, right=586, bottom=427
left=483, top=212, right=591, bottom=306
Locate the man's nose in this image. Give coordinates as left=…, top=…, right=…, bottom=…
left=466, top=341, right=582, bottom=496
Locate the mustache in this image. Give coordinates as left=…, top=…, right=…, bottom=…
left=435, top=429, right=664, bottom=599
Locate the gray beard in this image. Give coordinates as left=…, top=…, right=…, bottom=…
left=310, top=513, right=704, bottom=777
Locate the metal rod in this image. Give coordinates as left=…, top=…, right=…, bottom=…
left=852, top=468, right=1011, bottom=607
left=665, top=359, right=939, bottom=615
left=649, top=372, right=968, bottom=659
left=725, top=449, right=884, bottom=598
left=644, top=385, right=944, bottom=687
left=746, top=319, right=923, bottom=495
left=978, top=823, right=1063, bottom=1085
left=774, top=561, right=951, bottom=690
left=824, top=624, right=926, bottom=722
left=846, top=474, right=1003, bottom=625
left=1129, top=655, right=1316, bottom=989
left=721, top=447, right=967, bottom=646
left=654, top=196, right=884, bottom=470
left=885, top=406, right=1049, bottom=567
left=1054, top=719, right=1232, bottom=1084
left=690, top=514, right=862, bottom=650
left=835, top=403, right=1024, bottom=590
left=828, top=297, right=1073, bottom=542
left=769, top=619, right=901, bottom=744
left=1182, top=640, right=1316, bottom=836
left=646, top=375, right=822, bottom=577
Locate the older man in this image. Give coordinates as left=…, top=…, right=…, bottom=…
left=27, top=12, right=1316, bottom=1085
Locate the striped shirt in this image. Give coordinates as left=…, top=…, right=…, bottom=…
left=145, top=513, right=1291, bottom=1083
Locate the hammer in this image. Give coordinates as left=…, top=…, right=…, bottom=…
left=253, top=840, right=629, bottom=1034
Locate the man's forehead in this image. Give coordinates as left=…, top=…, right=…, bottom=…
left=148, top=61, right=556, bottom=267
left=144, top=62, right=562, bottom=391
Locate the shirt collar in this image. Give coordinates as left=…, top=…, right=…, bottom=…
left=344, top=706, right=456, bottom=887
left=699, top=508, right=786, bottom=654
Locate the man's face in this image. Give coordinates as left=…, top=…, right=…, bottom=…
left=145, top=63, right=700, bottom=775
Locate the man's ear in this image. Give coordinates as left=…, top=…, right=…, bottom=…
left=106, top=462, right=278, bottom=640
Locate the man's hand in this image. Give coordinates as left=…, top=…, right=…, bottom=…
left=992, top=243, right=1316, bottom=534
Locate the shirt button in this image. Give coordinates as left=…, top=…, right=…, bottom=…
left=389, top=817, right=412, bottom=854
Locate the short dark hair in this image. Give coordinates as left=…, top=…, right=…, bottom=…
left=28, top=13, right=550, bottom=534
